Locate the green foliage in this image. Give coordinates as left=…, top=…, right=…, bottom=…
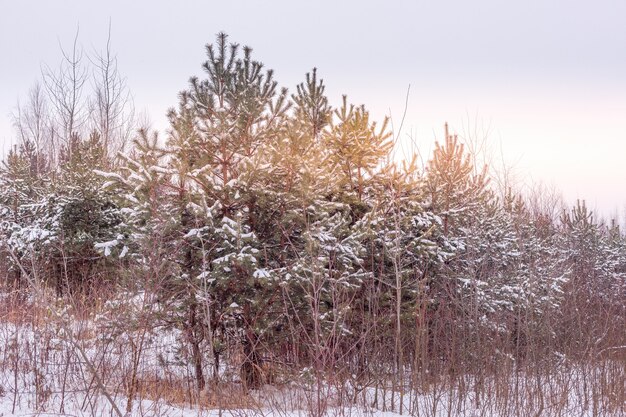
left=2, top=32, right=624, bottom=393
left=324, top=96, right=392, bottom=201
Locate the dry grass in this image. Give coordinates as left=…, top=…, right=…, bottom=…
left=133, top=378, right=258, bottom=409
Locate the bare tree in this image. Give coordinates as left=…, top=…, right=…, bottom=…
left=90, top=21, right=135, bottom=159
left=11, top=82, right=51, bottom=175
left=41, top=27, right=88, bottom=162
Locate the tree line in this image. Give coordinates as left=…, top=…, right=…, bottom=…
left=0, top=32, right=623, bottom=416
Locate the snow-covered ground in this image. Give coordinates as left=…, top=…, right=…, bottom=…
left=0, top=312, right=621, bottom=417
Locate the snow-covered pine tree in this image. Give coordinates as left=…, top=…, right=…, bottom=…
left=0, top=142, right=49, bottom=287
left=95, top=128, right=172, bottom=257
left=506, top=191, right=568, bottom=359
left=164, top=33, right=291, bottom=389
left=557, top=200, right=626, bottom=354
left=323, top=96, right=392, bottom=205
left=45, top=131, right=123, bottom=293
left=426, top=123, right=489, bottom=237
left=353, top=157, right=455, bottom=387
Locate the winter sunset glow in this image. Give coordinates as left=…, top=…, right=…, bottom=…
left=0, top=1, right=624, bottom=417
left=2, top=2, right=626, bottom=220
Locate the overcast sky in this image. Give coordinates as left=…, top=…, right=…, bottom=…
left=1, top=0, right=625, bottom=219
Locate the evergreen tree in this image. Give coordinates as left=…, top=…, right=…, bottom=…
left=163, top=33, right=291, bottom=389
left=47, top=131, right=122, bottom=293
left=426, top=123, right=489, bottom=236
left=0, top=144, right=49, bottom=287
left=324, top=96, right=392, bottom=204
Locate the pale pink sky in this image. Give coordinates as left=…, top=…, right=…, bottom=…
left=1, top=0, right=625, bottom=219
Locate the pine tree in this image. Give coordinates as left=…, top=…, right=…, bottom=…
left=0, top=144, right=49, bottom=287
left=324, top=96, right=392, bottom=203
left=47, top=131, right=122, bottom=293
left=354, top=158, right=454, bottom=385
left=426, top=123, right=489, bottom=236
left=163, top=33, right=291, bottom=389
left=168, top=31, right=289, bottom=214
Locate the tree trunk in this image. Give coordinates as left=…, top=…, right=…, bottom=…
left=241, top=331, right=263, bottom=390
left=185, top=303, right=205, bottom=391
